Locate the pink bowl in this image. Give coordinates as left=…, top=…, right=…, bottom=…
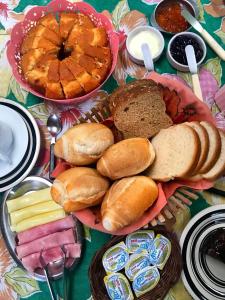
left=7, top=0, right=119, bottom=104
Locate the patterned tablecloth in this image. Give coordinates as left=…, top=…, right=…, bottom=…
left=1, top=0, right=225, bottom=299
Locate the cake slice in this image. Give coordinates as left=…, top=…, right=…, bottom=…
left=77, top=13, right=95, bottom=28
left=37, top=14, right=60, bottom=35
left=146, top=124, right=200, bottom=181
left=202, top=129, right=225, bottom=181
left=59, top=60, right=84, bottom=98
left=21, top=48, right=46, bottom=74
left=198, top=121, right=221, bottom=173
left=59, top=12, right=79, bottom=40
left=46, top=59, right=64, bottom=99
left=21, top=36, right=59, bottom=54
left=27, top=24, right=61, bottom=46
left=185, top=122, right=209, bottom=174
left=113, top=83, right=172, bottom=138
left=64, top=57, right=99, bottom=93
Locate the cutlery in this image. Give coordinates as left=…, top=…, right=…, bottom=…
left=40, top=251, right=57, bottom=300
left=185, top=45, right=203, bottom=101
left=141, top=43, right=154, bottom=71
left=47, top=114, right=62, bottom=180
left=181, top=9, right=225, bottom=61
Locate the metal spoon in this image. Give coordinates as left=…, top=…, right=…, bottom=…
left=47, top=114, right=62, bottom=180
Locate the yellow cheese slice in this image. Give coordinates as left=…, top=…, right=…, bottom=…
left=11, top=209, right=66, bottom=233
left=10, top=200, right=62, bottom=226
left=7, top=188, right=51, bottom=213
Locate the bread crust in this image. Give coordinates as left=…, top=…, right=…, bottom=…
left=199, top=121, right=221, bottom=174
left=101, top=176, right=158, bottom=232
left=97, top=138, right=155, bottom=180
left=51, top=167, right=109, bottom=212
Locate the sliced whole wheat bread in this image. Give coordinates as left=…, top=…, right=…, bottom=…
left=146, top=124, right=200, bottom=181
left=198, top=121, right=221, bottom=174
left=185, top=121, right=209, bottom=174
left=113, top=82, right=172, bottom=138
left=202, top=129, right=225, bottom=181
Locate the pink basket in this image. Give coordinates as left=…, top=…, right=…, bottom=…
left=7, top=0, right=119, bottom=104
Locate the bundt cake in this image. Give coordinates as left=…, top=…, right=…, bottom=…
left=20, top=12, right=112, bottom=100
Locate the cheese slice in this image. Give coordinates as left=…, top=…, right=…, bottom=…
left=11, top=209, right=66, bottom=233
left=7, top=188, right=51, bottom=213
left=10, top=200, right=62, bottom=226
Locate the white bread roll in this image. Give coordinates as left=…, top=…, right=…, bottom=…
left=51, top=167, right=109, bottom=212
left=54, top=123, right=114, bottom=165
left=97, top=138, right=155, bottom=180
left=101, top=176, right=158, bottom=232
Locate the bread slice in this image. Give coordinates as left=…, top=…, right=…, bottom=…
left=198, top=121, right=221, bottom=174
left=113, top=83, right=172, bottom=138
left=146, top=124, right=200, bottom=181
left=185, top=122, right=209, bottom=174
left=109, top=79, right=159, bottom=113
left=202, top=129, right=225, bottom=181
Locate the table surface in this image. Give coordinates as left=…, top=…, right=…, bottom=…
left=1, top=0, right=225, bottom=299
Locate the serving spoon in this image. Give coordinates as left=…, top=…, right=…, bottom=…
left=47, top=114, right=62, bottom=180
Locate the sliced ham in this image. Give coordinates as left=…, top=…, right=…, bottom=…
left=22, top=247, right=64, bottom=272
left=17, top=215, right=75, bottom=245
left=64, top=244, right=81, bottom=258
left=17, top=229, right=75, bottom=259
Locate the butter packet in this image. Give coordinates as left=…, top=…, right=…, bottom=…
left=126, top=230, right=155, bottom=253
left=104, top=272, right=134, bottom=300
left=102, top=242, right=129, bottom=273
left=125, top=251, right=150, bottom=281
left=132, top=266, right=160, bottom=297
left=149, top=234, right=171, bottom=270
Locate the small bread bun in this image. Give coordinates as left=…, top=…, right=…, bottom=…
left=54, top=123, right=114, bottom=165
left=101, top=176, right=158, bottom=232
left=51, top=167, right=109, bottom=212
left=97, top=138, right=155, bottom=180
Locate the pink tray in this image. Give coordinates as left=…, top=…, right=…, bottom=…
left=7, top=0, right=119, bottom=104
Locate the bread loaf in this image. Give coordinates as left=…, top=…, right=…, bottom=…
left=101, top=176, right=158, bottom=232
left=146, top=124, right=200, bottom=181
left=54, top=123, right=114, bottom=165
left=51, top=167, right=109, bottom=212
left=97, top=138, right=155, bottom=180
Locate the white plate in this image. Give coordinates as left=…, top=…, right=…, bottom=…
left=0, top=99, right=40, bottom=192
left=180, top=205, right=225, bottom=300
left=0, top=106, right=29, bottom=177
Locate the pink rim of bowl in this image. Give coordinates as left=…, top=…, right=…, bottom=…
left=7, top=0, right=119, bottom=104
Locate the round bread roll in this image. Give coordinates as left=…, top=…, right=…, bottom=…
left=54, top=123, right=114, bottom=165
left=51, top=167, right=110, bottom=212
left=101, top=176, right=158, bottom=232
left=97, top=138, right=155, bottom=179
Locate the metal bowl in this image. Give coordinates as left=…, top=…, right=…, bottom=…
left=150, top=0, right=199, bottom=35
left=0, top=176, right=83, bottom=281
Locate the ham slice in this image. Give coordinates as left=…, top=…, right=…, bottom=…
left=21, top=244, right=81, bottom=272
left=17, top=215, right=75, bottom=245
left=17, top=229, right=75, bottom=259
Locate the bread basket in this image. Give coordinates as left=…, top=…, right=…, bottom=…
left=89, top=226, right=182, bottom=300
left=7, top=0, right=119, bottom=104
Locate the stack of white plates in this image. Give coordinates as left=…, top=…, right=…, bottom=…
left=0, top=99, right=40, bottom=192
left=180, top=204, right=225, bottom=300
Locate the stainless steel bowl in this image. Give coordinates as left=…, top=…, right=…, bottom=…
left=150, top=0, right=199, bottom=35
left=0, top=176, right=83, bottom=281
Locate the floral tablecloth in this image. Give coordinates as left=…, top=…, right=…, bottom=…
left=1, top=0, right=225, bottom=299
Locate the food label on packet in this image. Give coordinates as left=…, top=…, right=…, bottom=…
left=102, top=242, right=129, bottom=273
left=126, top=230, right=155, bottom=253
left=132, top=266, right=160, bottom=297
left=104, top=273, right=134, bottom=300
left=149, top=234, right=171, bottom=270
left=125, top=251, right=150, bottom=281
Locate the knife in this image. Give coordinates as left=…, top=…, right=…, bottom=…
left=181, top=9, right=225, bottom=61
left=185, top=45, right=203, bottom=101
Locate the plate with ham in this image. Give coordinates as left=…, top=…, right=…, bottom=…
left=0, top=176, right=83, bottom=281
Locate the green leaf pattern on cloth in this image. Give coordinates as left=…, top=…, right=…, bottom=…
left=112, top=0, right=130, bottom=29
left=196, top=0, right=205, bottom=23
left=83, top=225, right=91, bottom=242
left=202, top=57, right=222, bottom=86
left=4, top=267, right=40, bottom=298
left=9, top=77, right=28, bottom=104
